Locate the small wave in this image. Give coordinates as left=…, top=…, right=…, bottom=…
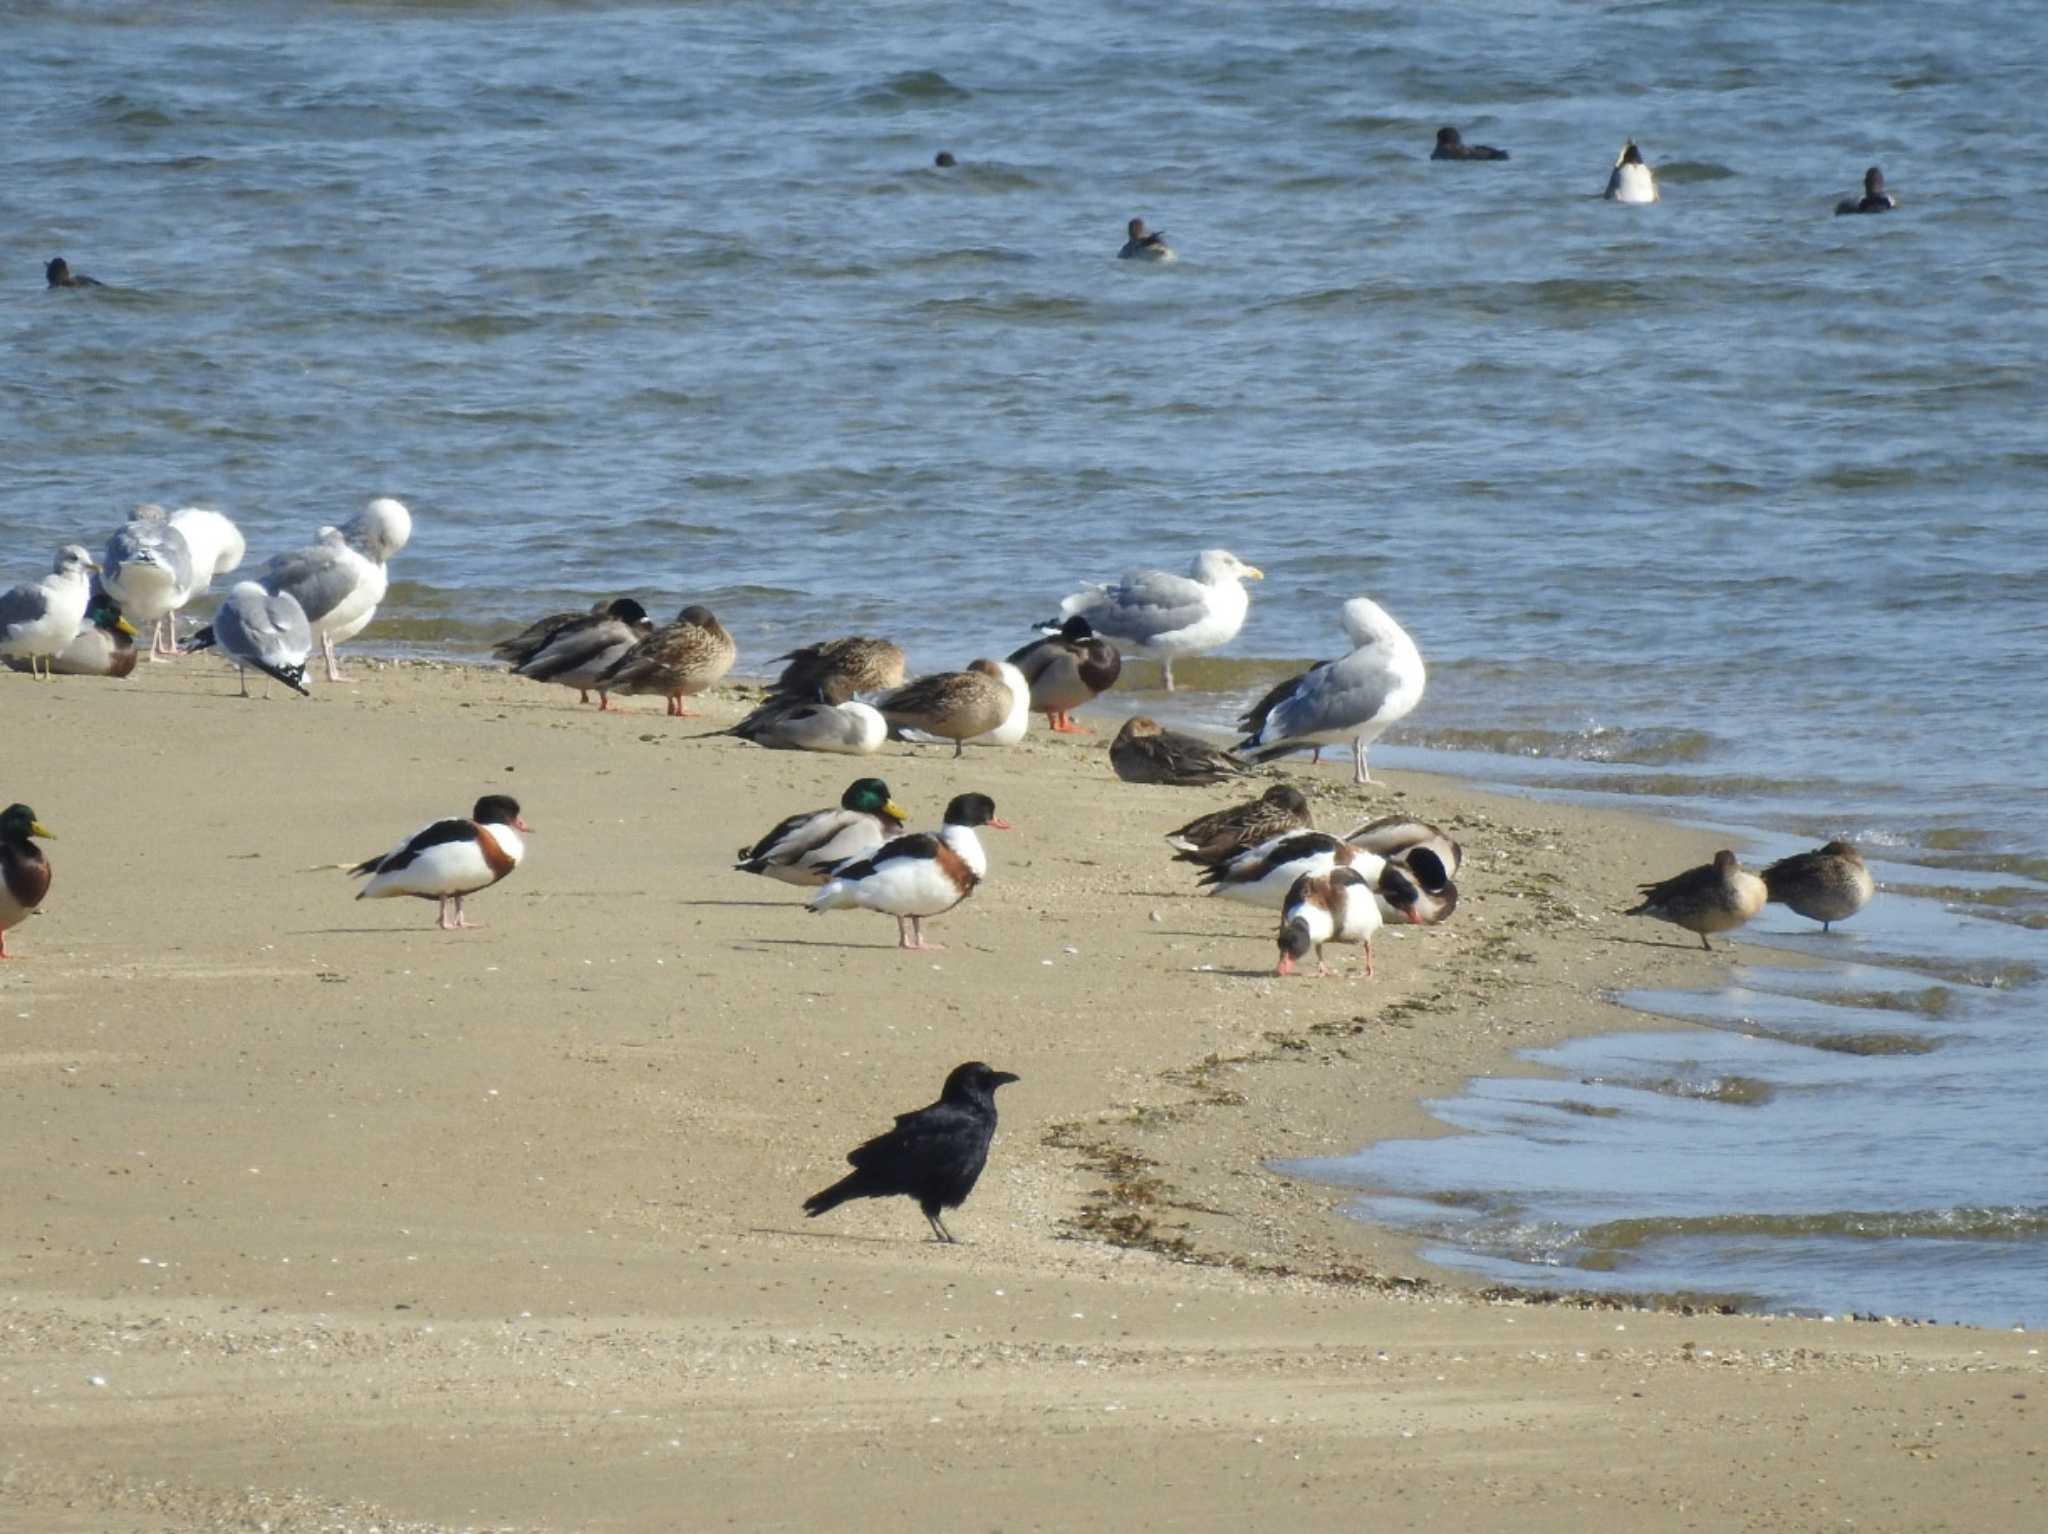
left=910, top=294, right=1093, bottom=323
left=901, top=245, right=1039, bottom=271
left=1655, top=160, right=1739, bottom=183
left=854, top=69, right=970, bottom=109
left=1582, top=1206, right=2048, bottom=1253
left=1581, top=1072, right=1776, bottom=1107
left=1402, top=724, right=1716, bottom=766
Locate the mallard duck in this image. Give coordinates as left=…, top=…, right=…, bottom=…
left=1007, top=616, right=1122, bottom=733
left=1277, top=867, right=1389, bottom=978
left=1627, top=850, right=1765, bottom=949
left=1109, top=716, right=1250, bottom=786
left=0, top=804, right=55, bottom=959
left=735, top=778, right=909, bottom=887
left=1118, top=217, right=1174, bottom=261
left=1051, top=549, right=1261, bottom=691
left=1761, top=841, right=1875, bottom=931
left=0, top=545, right=98, bottom=680
left=1236, top=597, right=1425, bottom=785
left=259, top=497, right=411, bottom=682
left=595, top=604, right=737, bottom=716
left=346, top=795, right=529, bottom=931
left=770, top=637, right=906, bottom=700
left=874, top=661, right=1012, bottom=756
left=807, top=792, right=1011, bottom=951
left=1603, top=140, right=1658, bottom=203
left=508, top=598, right=653, bottom=709
left=1166, top=785, right=1313, bottom=865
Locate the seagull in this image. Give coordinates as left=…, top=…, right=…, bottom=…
left=188, top=581, right=313, bottom=697
left=1235, top=597, right=1425, bottom=785
left=1051, top=549, right=1262, bottom=691
left=0, top=545, right=98, bottom=681
left=260, top=497, right=412, bottom=682
left=101, top=505, right=193, bottom=661
left=163, top=506, right=246, bottom=652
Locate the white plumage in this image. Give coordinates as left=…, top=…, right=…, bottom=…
left=1055, top=549, right=1263, bottom=691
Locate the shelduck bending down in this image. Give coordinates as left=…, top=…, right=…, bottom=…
left=807, top=792, right=1010, bottom=951
left=346, top=794, right=529, bottom=931
left=1276, top=867, right=1384, bottom=978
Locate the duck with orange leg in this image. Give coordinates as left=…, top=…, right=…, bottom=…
left=346, top=795, right=529, bottom=931
left=1276, top=867, right=1385, bottom=978
left=807, top=793, right=1010, bottom=951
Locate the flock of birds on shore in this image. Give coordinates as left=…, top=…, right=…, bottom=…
left=2, top=505, right=1877, bottom=1236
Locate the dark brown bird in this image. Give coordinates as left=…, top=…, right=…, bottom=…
left=1627, top=850, right=1766, bottom=950
left=45, top=257, right=104, bottom=289
left=1110, top=716, right=1250, bottom=786
left=497, top=597, right=651, bottom=707
left=1761, top=841, right=1875, bottom=932
left=1165, top=784, right=1313, bottom=865
left=595, top=604, right=736, bottom=716
left=1431, top=126, right=1509, bottom=161
left=802, top=1061, right=1020, bottom=1242
left=1007, top=616, right=1122, bottom=733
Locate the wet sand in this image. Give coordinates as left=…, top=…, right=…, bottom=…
left=2, top=663, right=2039, bottom=1531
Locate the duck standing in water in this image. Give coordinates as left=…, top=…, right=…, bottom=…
left=1008, top=616, right=1122, bottom=733
left=1118, top=217, right=1174, bottom=261
left=1603, top=141, right=1659, bottom=204
left=1761, top=841, right=1875, bottom=931
left=1836, top=166, right=1896, bottom=215
left=1627, top=849, right=1766, bottom=949
left=0, top=804, right=56, bottom=959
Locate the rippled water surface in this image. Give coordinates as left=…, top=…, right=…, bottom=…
left=5, top=0, right=2045, bottom=1322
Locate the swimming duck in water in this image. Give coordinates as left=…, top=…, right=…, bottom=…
left=1835, top=166, right=1896, bottom=216
left=735, top=778, right=910, bottom=887
left=1603, top=141, right=1659, bottom=204
left=1431, top=126, right=1509, bottom=161
left=45, top=257, right=104, bottom=289
left=1626, top=849, right=1765, bottom=949
left=1118, top=218, right=1175, bottom=261
left=0, top=804, right=56, bottom=959
left=1007, top=616, right=1122, bottom=734
left=1761, top=841, right=1875, bottom=931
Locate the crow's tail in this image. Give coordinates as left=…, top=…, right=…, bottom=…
left=802, top=1171, right=866, bottom=1218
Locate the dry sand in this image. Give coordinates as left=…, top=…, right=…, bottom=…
left=1, top=663, right=2039, bottom=1531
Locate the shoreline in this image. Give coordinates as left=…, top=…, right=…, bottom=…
left=3, top=660, right=2038, bottom=1531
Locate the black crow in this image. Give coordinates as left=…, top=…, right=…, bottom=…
left=802, top=1061, right=1019, bottom=1242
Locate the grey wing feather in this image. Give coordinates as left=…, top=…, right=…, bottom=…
left=1080, top=568, right=1210, bottom=641
left=0, top=584, right=50, bottom=635
left=263, top=545, right=358, bottom=624
left=1267, top=649, right=1400, bottom=741
left=220, top=588, right=310, bottom=667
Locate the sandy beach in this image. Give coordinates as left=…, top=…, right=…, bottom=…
left=2, top=663, right=2039, bottom=1532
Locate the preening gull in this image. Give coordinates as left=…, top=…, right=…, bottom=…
left=101, top=505, right=193, bottom=660
left=261, top=497, right=412, bottom=682
left=0, top=545, right=98, bottom=680
left=1051, top=548, right=1262, bottom=691
left=164, top=506, right=246, bottom=649
left=189, top=580, right=313, bottom=697
left=1235, top=597, right=1425, bottom=785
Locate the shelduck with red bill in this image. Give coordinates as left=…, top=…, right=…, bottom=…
left=347, top=795, right=530, bottom=931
